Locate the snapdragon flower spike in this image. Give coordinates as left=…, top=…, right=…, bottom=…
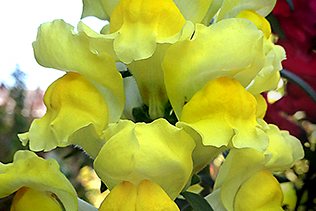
left=0, top=150, right=77, bottom=211
left=19, top=72, right=109, bottom=158
left=94, top=118, right=195, bottom=200
left=98, top=180, right=179, bottom=211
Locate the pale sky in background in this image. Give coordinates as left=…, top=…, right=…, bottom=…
left=0, top=0, right=107, bottom=90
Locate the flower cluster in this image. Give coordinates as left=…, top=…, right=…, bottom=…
left=0, top=0, right=304, bottom=210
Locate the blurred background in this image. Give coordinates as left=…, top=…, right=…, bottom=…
left=0, top=0, right=315, bottom=210
left=0, top=0, right=107, bottom=90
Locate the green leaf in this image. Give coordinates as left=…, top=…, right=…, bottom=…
left=132, top=106, right=152, bottom=123
left=181, top=191, right=214, bottom=211
left=285, top=0, right=294, bottom=11
left=266, top=13, right=286, bottom=40
left=191, top=174, right=201, bottom=186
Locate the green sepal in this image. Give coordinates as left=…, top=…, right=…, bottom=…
left=181, top=191, right=214, bottom=211
left=190, top=174, right=201, bottom=186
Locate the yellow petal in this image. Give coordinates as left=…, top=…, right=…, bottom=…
left=81, top=0, right=109, bottom=20
left=172, top=0, right=214, bottom=23
left=205, top=188, right=226, bottom=211
left=126, top=44, right=170, bottom=119
left=200, top=0, right=224, bottom=24
left=125, top=21, right=194, bottom=119
left=214, top=149, right=267, bottom=211
left=254, top=93, right=267, bottom=119
left=94, top=118, right=195, bottom=200
left=33, top=19, right=124, bottom=122
left=80, top=18, right=193, bottom=119
left=100, top=0, right=120, bottom=17
left=216, top=0, right=276, bottom=21
left=236, top=10, right=286, bottom=95
left=99, top=181, right=137, bottom=211
left=236, top=9, right=271, bottom=38
left=136, top=180, right=179, bottom=211
left=99, top=180, right=179, bottom=211
left=162, top=18, right=265, bottom=118
left=180, top=77, right=268, bottom=152
left=0, top=150, right=77, bottom=211
left=76, top=21, right=118, bottom=60
left=247, top=69, right=281, bottom=95
left=247, top=44, right=285, bottom=95
left=109, top=0, right=186, bottom=63
left=19, top=73, right=108, bottom=157
left=11, top=187, right=62, bottom=211
left=258, top=120, right=305, bottom=172
left=176, top=121, right=224, bottom=174
left=234, top=170, right=284, bottom=211
left=121, top=75, right=143, bottom=120
left=281, top=182, right=297, bottom=210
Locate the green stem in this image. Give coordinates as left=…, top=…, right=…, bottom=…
left=280, top=69, right=316, bottom=104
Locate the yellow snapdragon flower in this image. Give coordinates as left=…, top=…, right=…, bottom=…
left=0, top=150, right=78, bottom=211
left=94, top=118, right=195, bottom=200
left=19, top=72, right=110, bottom=158
left=206, top=132, right=303, bottom=210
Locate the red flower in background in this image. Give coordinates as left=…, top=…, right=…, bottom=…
left=264, top=0, right=316, bottom=139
